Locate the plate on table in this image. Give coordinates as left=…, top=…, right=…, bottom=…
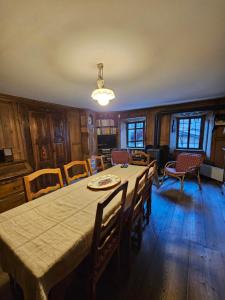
left=87, top=174, right=121, bottom=190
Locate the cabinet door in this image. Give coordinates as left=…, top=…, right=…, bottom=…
left=211, top=127, right=225, bottom=168
left=51, top=112, right=68, bottom=168
left=68, top=110, right=82, bottom=160
left=29, top=111, right=54, bottom=169
left=0, top=101, right=25, bottom=160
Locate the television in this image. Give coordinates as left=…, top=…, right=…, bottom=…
left=97, top=135, right=117, bottom=149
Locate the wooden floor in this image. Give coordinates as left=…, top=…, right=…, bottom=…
left=2, top=178, right=225, bottom=300
left=66, top=178, right=225, bottom=300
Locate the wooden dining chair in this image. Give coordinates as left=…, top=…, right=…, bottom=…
left=127, top=167, right=149, bottom=252
left=111, top=150, right=129, bottom=165
left=143, top=160, right=157, bottom=225
left=24, top=168, right=64, bottom=201
left=89, top=180, right=128, bottom=300
left=130, top=151, right=150, bottom=166
left=64, top=160, right=89, bottom=185
left=87, top=155, right=105, bottom=176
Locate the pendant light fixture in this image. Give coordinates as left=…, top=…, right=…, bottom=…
left=91, top=63, right=115, bottom=106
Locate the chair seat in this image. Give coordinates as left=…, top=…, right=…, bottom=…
left=165, top=167, right=185, bottom=176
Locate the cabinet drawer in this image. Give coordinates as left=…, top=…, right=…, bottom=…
left=0, top=192, right=26, bottom=213
left=0, top=178, right=24, bottom=198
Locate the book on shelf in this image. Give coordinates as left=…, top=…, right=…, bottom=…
left=96, top=119, right=101, bottom=127
left=96, top=119, right=115, bottom=127
left=97, top=127, right=117, bottom=135
left=109, top=119, right=115, bottom=126
left=97, top=128, right=101, bottom=135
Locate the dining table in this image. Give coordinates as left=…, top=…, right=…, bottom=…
left=0, top=164, right=149, bottom=300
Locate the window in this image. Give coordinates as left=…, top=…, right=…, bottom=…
left=127, top=121, right=145, bottom=148
left=176, top=117, right=204, bottom=149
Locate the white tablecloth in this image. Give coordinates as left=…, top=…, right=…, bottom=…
left=0, top=165, right=148, bottom=300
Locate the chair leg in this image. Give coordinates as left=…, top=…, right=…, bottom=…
left=136, top=216, right=143, bottom=251
left=161, top=171, right=166, bottom=186
left=115, top=247, right=121, bottom=281
left=9, top=275, right=23, bottom=300
left=146, top=187, right=152, bottom=225
left=121, top=225, right=131, bottom=275
left=155, top=172, right=160, bottom=188
left=88, top=279, right=97, bottom=300
left=179, top=176, right=184, bottom=192
left=197, top=171, right=202, bottom=190
left=146, top=196, right=150, bottom=225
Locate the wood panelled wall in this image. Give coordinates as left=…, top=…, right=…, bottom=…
left=0, top=93, right=225, bottom=170
left=0, top=94, right=96, bottom=171
left=101, top=98, right=225, bottom=166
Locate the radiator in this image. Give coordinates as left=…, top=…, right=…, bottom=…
left=200, top=164, right=224, bottom=182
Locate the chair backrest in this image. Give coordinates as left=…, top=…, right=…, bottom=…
left=24, top=168, right=64, bottom=201
left=111, top=150, right=129, bottom=165
left=130, top=151, right=150, bottom=166
left=144, top=161, right=156, bottom=197
left=87, top=155, right=105, bottom=176
left=176, top=153, right=203, bottom=172
left=91, top=180, right=128, bottom=273
left=148, top=159, right=157, bottom=178
left=64, top=160, right=89, bottom=185
left=130, top=167, right=149, bottom=223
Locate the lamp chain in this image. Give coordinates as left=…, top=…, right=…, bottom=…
left=97, top=63, right=104, bottom=89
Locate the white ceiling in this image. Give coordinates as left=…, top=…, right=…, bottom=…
left=0, top=0, right=225, bottom=111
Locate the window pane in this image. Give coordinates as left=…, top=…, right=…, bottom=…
left=136, top=122, right=144, bottom=129
left=128, top=123, right=135, bottom=129
left=190, top=118, right=201, bottom=148
left=128, top=130, right=135, bottom=141
left=177, top=117, right=202, bottom=149
left=189, top=136, right=199, bottom=149
left=127, top=121, right=145, bottom=148
left=136, top=141, right=144, bottom=148
left=178, top=135, right=188, bottom=148
left=178, top=119, right=189, bottom=148
left=128, top=142, right=135, bottom=148
left=136, top=129, right=143, bottom=141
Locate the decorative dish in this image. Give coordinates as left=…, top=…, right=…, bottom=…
left=87, top=174, right=121, bottom=190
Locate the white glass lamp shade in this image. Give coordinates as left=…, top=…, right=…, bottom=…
left=91, top=88, right=115, bottom=106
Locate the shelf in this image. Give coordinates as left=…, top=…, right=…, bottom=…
left=96, top=118, right=117, bottom=128
left=97, top=134, right=117, bottom=136
left=96, top=118, right=118, bottom=167
left=96, top=126, right=118, bottom=128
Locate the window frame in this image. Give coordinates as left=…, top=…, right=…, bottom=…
left=176, top=116, right=205, bottom=150
left=126, top=121, right=145, bottom=149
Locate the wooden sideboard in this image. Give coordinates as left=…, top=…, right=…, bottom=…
left=0, top=160, right=32, bottom=213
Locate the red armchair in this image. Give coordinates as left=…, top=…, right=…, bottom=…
left=162, top=152, right=204, bottom=191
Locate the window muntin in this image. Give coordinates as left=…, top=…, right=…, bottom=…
left=177, top=117, right=203, bottom=149
left=127, top=121, right=145, bottom=148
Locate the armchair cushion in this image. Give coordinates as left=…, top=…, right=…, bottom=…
left=165, top=167, right=185, bottom=176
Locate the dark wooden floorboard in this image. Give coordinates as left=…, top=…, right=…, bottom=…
left=57, top=178, right=225, bottom=300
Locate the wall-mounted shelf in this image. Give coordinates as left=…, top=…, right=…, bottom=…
left=96, top=117, right=119, bottom=167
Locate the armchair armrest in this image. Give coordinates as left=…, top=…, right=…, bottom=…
left=165, top=161, right=176, bottom=168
